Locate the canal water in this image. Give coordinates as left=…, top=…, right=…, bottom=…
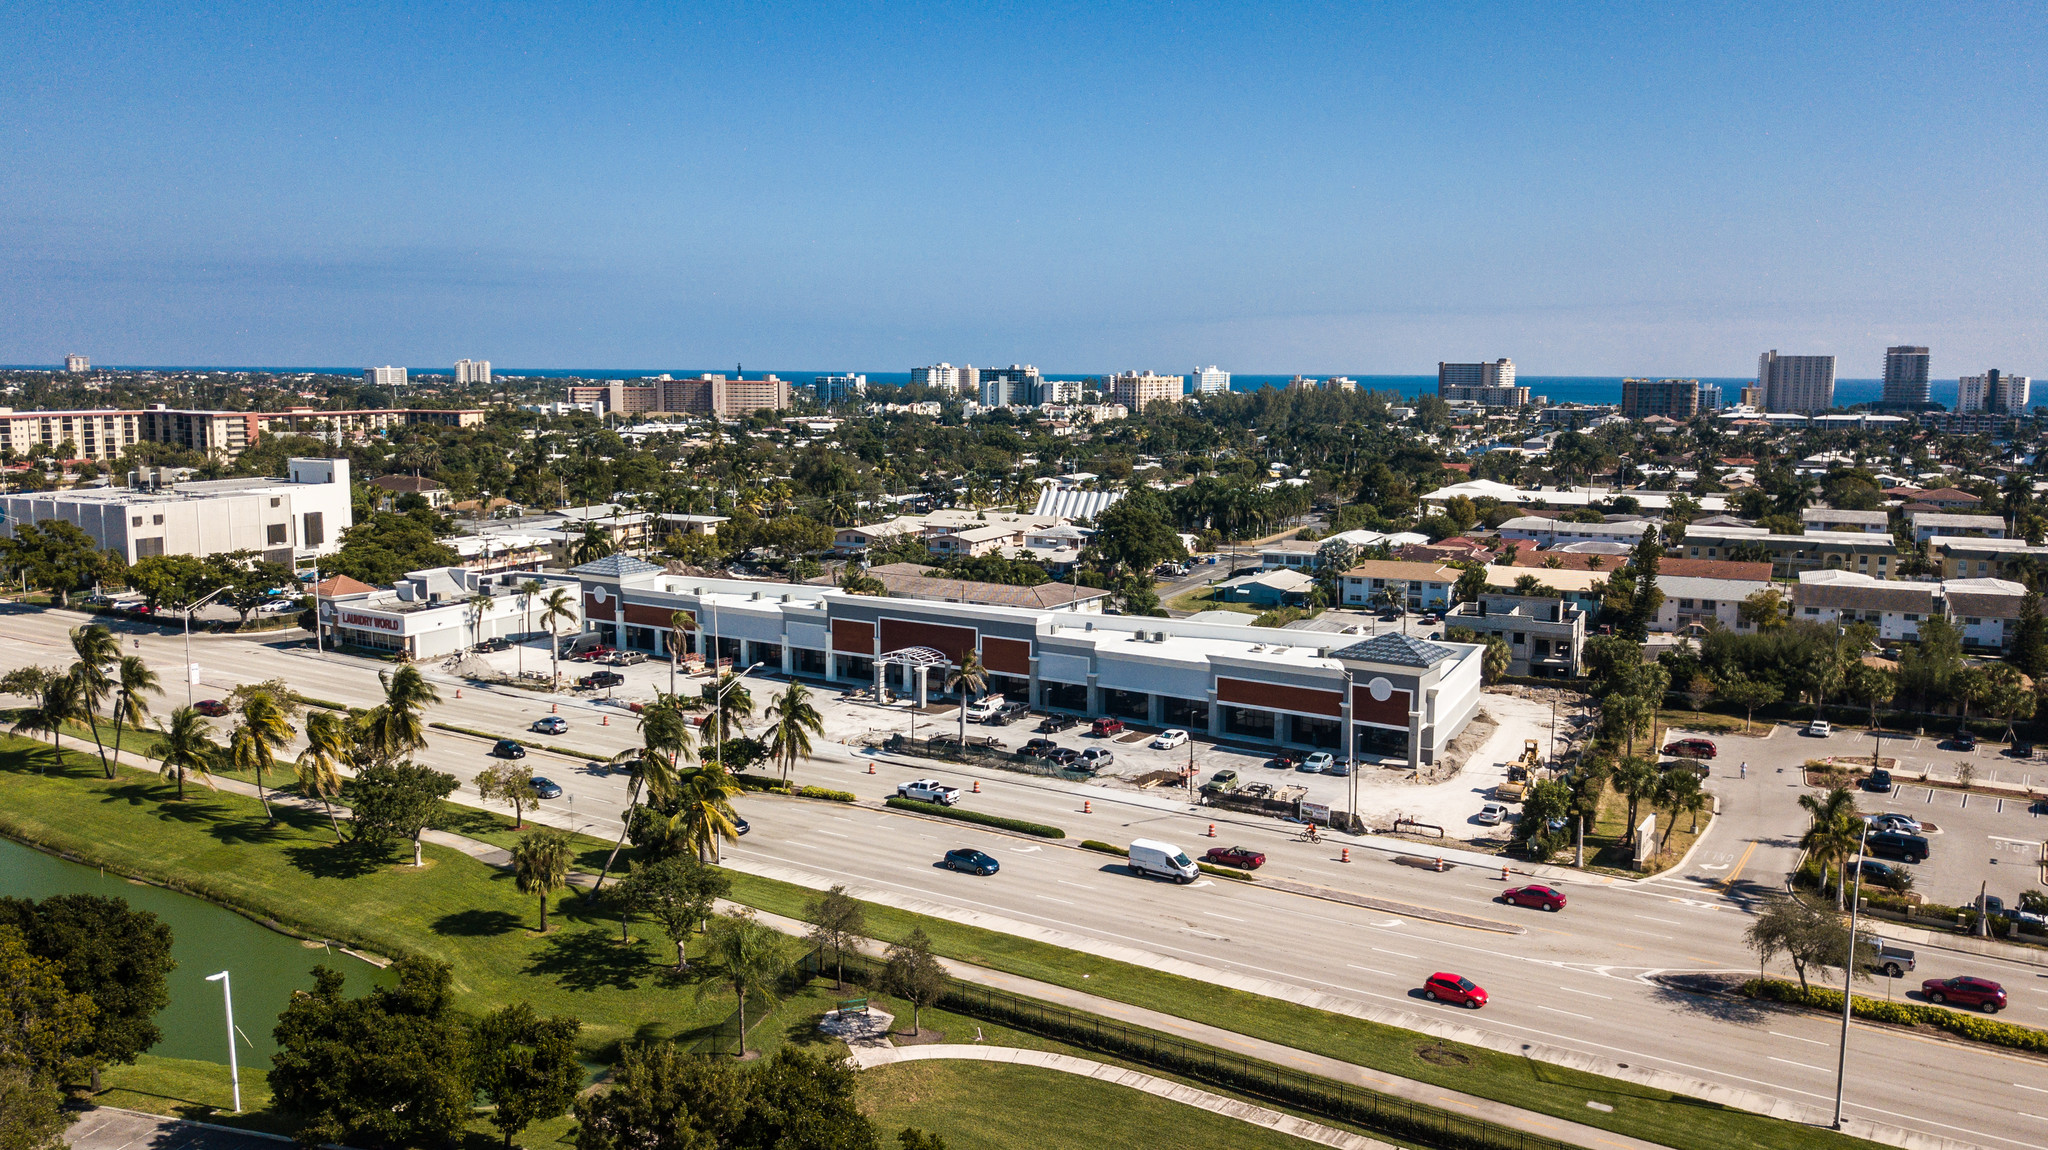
left=0, top=836, right=390, bottom=1066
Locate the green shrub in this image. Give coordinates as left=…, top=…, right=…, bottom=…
left=794, top=785, right=856, bottom=803
left=883, top=797, right=1065, bottom=838
left=544, top=744, right=615, bottom=762
left=1080, top=840, right=1127, bottom=855
left=1743, top=978, right=2048, bottom=1053
left=429, top=722, right=499, bottom=741
left=1198, top=862, right=1254, bottom=881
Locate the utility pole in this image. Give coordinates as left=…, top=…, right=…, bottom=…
left=1832, top=819, right=1870, bottom=1130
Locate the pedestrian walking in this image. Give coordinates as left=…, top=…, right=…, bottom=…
left=1740, top=761, right=1747, bottom=779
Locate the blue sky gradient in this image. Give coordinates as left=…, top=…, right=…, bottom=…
left=2, top=2, right=2042, bottom=375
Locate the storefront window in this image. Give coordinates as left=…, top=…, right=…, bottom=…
left=1222, top=707, right=1275, bottom=739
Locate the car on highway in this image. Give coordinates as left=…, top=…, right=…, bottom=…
left=492, top=739, right=527, bottom=759
left=1090, top=718, right=1125, bottom=737
left=1862, top=936, right=1915, bottom=977
left=1020, top=738, right=1059, bottom=758
left=1661, top=738, right=1717, bottom=759
left=1475, top=801, right=1511, bottom=826
left=531, top=716, right=569, bottom=735
left=1862, top=768, right=1893, bottom=792
left=1201, top=769, right=1240, bottom=793
left=1078, top=747, right=1114, bottom=771
left=1950, top=730, right=1978, bottom=750
left=1805, top=719, right=1832, bottom=737
left=1151, top=728, right=1189, bottom=750
left=897, top=779, right=961, bottom=805
left=1921, top=975, right=2005, bottom=1012
left=1037, top=714, right=1079, bottom=733
left=194, top=699, right=230, bottom=717
left=1502, top=885, right=1567, bottom=912
left=530, top=776, right=563, bottom=799
left=1422, top=972, right=1488, bottom=1008
left=1867, top=812, right=1922, bottom=834
left=1302, top=751, right=1334, bottom=773
left=941, top=848, right=1000, bottom=876
left=1203, top=845, right=1265, bottom=870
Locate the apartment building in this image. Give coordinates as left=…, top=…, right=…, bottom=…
left=0, top=405, right=261, bottom=461
left=812, top=374, right=866, bottom=403
left=910, top=364, right=963, bottom=394
left=1800, top=508, right=1891, bottom=534
left=1107, top=371, right=1185, bottom=412
left=1678, top=525, right=1899, bottom=577
left=1792, top=571, right=2025, bottom=651
left=1036, top=378, right=1085, bottom=405
left=1441, top=592, right=1585, bottom=677
left=64, top=355, right=89, bottom=374
left=1654, top=575, right=1771, bottom=634
left=1620, top=379, right=1700, bottom=419
left=1437, top=359, right=1529, bottom=407
left=454, top=359, right=492, bottom=385
left=1930, top=537, right=2048, bottom=580
left=565, top=376, right=793, bottom=418
left=1496, top=515, right=1657, bottom=549
left=1337, top=561, right=1457, bottom=611
left=1191, top=366, right=1231, bottom=395
left=365, top=366, right=407, bottom=389
left=1758, top=351, right=1836, bottom=414
left=978, top=366, right=1042, bottom=407
left=1958, top=369, right=2031, bottom=414
left=1881, top=346, right=1931, bottom=408
left=255, top=407, right=486, bottom=440
left=1, top=457, right=352, bottom=566
left=1910, top=512, right=2006, bottom=543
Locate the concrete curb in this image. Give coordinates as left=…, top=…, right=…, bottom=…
left=849, top=1044, right=1404, bottom=1150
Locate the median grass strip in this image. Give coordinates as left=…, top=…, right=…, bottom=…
left=1744, top=978, right=2047, bottom=1053
left=884, top=796, right=1065, bottom=838
left=0, top=733, right=1888, bottom=1150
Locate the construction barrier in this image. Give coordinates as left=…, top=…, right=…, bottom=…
left=1083, top=800, right=1092, bottom=814
left=1341, top=847, right=1351, bottom=863
left=1207, top=823, right=1216, bottom=837
left=972, top=780, right=981, bottom=793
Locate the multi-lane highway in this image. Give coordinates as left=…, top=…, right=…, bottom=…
left=4, top=606, right=2046, bottom=1150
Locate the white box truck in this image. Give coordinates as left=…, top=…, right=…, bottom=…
left=1128, top=838, right=1199, bottom=884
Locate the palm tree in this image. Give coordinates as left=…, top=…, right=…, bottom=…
left=764, top=682, right=824, bottom=786
left=295, top=709, right=352, bottom=839
left=69, top=624, right=121, bottom=774
left=469, top=590, right=496, bottom=651
left=363, top=664, right=440, bottom=765
left=1610, top=756, right=1660, bottom=848
left=570, top=522, right=615, bottom=564
left=516, top=579, right=544, bottom=677
left=11, top=673, right=84, bottom=773
left=107, top=656, right=161, bottom=776
left=157, top=706, right=218, bottom=800
left=592, top=693, right=697, bottom=893
left=665, top=608, right=693, bottom=696
left=228, top=689, right=297, bottom=820
left=539, top=587, right=576, bottom=689
left=698, top=910, right=788, bottom=1057
left=944, top=651, right=988, bottom=747
left=1799, top=786, right=1863, bottom=908
left=512, top=829, right=573, bottom=932
left=673, top=764, right=744, bottom=863
left=697, top=674, right=754, bottom=765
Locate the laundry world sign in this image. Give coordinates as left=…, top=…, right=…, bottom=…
left=339, top=611, right=401, bottom=632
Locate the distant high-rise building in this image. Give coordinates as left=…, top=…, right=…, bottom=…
left=910, top=363, right=961, bottom=394
left=565, top=375, right=791, bottom=418
left=1881, top=346, right=1930, bottom=408
left=1958, top=369, right=2031, bottom=415
left=63, top=354, right=88, bottom=374
left=959, top=364, right=980, bottom=398
left=1699, top=384, right=1723, bottom=411
left=365, top=365, right=408, bottom=391
left=1191, top=365, right=1230, bottom=395
left=1739, top=384, right=1765, bottom=409
left=1757, top=351, right=1835, bottom=414
left=813, top=374, right=866, bottom=403
left=979, top=365, right=1043, bottom=407
left=1106, top=371, right=1185, bottom=412
left=454, top=359, right=492, bottom=385
left=1321, top=376, right=1357, bottom=393
left=1620, top=379, right=1700, bottom=419
left=1437, top=359, right=1527, bottom=407
left=1036, top=378, right=1084, bottom=405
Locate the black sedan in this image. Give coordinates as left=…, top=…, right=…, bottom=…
left=1036, top=714, right=1079, bottom=734
left=1020, top=738, right=1060, bottom=758
left=492, top=739, right=527, bottom=759
left=942, top=848, right=999, bottom=875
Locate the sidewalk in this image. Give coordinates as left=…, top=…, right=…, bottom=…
left=65, top=1106, right=289, bottom=1150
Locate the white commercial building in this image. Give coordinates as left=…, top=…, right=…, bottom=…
left=1495, top=516, right=1657, bottom=549
left=1957, top=370, right=2030, bottom=415
left=365, top=365, right=408, bottom=389
left=1191, top=365, right=1231, bottom=395
left=1, top=457, right=353, bottom=566
left=321, top=566, right=583, bottom=660
left=64, top=355, right=89, bottom=374
left=910, top=363, right=964, bottom=394
left=454, top=359, right=492, bottom=385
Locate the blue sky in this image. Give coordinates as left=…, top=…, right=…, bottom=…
left=2, top=2, right=2043, bottom=375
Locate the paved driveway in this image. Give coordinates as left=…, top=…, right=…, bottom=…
left=66, top=1108, right=287, bottom=1150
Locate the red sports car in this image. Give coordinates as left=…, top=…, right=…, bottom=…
left=194, top=699, right=230, bottom=717
left=1423, top=972, right=1488, bottom=1009
left=1502, top=884, right=1567, bottom=912
left=1203, top=846, right=1266, bottom=870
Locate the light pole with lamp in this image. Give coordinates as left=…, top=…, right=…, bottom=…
left=1832, top=817, right=1871, bottom=1130
left=203, top=970, right=241, bottom=1113
left=183, top=585, right=231, bottom=707
left=712, top=661, right=765, bottom=767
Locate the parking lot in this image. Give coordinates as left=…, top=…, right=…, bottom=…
left=1853, top=779, right=2046, bottom=909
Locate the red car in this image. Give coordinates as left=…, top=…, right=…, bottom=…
left=194, top=699, right=230, bottom=717
left=1502, top=884, right=1567, bottom=912
left=1661, top=738, right=1717, bottom=760
left=1203, top=846, right=1266, bottom=870
left=1423, top=972, right=1488, bottom=1009
left=1922, top=976, right=2006, bottom=1013
left=1090, top=718, right=1125, bottom=737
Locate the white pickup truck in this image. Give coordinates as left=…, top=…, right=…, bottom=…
left=896, top=779, right=962, bottom=806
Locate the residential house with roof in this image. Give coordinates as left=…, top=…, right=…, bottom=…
left=1930, top=537, right=2048, bottom=580
left=1654, top=574, right=1771, bottom=634
left=1678, top=525, right=1900, bottom=578
left=1911, top=488, right=1985, bottom=511
left=1910, top=512, right=2006, bottom=544
left=366, top=474, right=450, bottom=510
left=1942, top=578, right=2027, bottom=651
left=1800, top=508, right=1889, bottom=534
left=1214, top=568, right=1314, bottom=607
left=1441, top=591, right=1586, bottom=677
left=1338, top=561, right=1458, bottom=611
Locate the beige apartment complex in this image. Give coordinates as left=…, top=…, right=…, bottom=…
left=1106, top=371, right=1184, bottom=412
left=566, top=375, right=793, bottom=418
left=0, top=404, right=485, bottom=462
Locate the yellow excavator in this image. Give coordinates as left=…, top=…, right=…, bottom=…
left=1496, top=740, right=1543, bottom=801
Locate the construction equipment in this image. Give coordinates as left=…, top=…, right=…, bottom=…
left=1521, top=739, right=1543, bottom=770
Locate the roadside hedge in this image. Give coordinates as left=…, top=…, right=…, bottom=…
left=727, top=772, right=856, bottom=803
left=1743, top=978, right=2048, bottom=1054
left=430, top=722, right=499, bottom=741
left=1080, top=840, right=1126, bottom=855
left=883, top=797, right=1065, bottom=838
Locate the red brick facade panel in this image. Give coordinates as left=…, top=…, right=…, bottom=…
left=981, top=636, right=1032, bottom=676
left=1216, top=676, right=1342, bottom=718
left=831, top=618, right=874, bottom=654
left=878, top=617, right=977, bottom=665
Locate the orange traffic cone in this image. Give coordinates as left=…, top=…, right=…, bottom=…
left=551, top=702, right=558, bottom=713
left=1207, top=823, right=1216, bottom=837
left=602, top=715, right=609, bottom=726
left=972, top=780, right=981, bottom=793
left=1083, top=800, right=1092, bottom=814
left=1435, top=857, right=1446, bottom=872
left=455, top=688, right=462, bottom=698
left=1501, top=864, right=1510, bottom=881
left=1342, top=847, right=1351, bottom=863
left=867, top=763, right=875, bottom=775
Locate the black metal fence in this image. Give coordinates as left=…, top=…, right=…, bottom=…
left=878, top=734, right=1096, bottom=781
left=802, top=950, right=1580, bottom=1150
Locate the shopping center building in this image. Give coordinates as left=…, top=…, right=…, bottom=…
left=572, top=556, right=1485, bottom=766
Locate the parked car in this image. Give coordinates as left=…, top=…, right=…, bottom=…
left=492, top=739, right=527, bottom=759
left=1323, top=758, right=1351, bottom=776
left=1862, top=768, right=1893, bottom=793
left=1867, top=812, right=1921, bottom=834
left=1078, top=747, right=1114, bottom=771
left=1200, top=769, right=1240, bottom=793
left=531, top=716, right=568, bottom=735
left=1151, top=728, right=1189, bottom=750
left=1020, top=738, right=1059, bottom=758
left=1665, top=757, right=1710, bottom=779
left=606, top=651, right=648, bottom=666
left=1203, top=845, right=1265, bottom=870
left=942, top=848, right=1000, bottom=876
left=1475, top=802, right=1511, bottom=826
left=1921, top=975, right=2005, bottom=1012
left=1090, top=718, right=1125, bottom=737
left=1037, top=713, right=1080, bottom=733
left=257, top=599, right=301, bottom=615
left=578, top=670, right=625, bottom=689
left=1267, top=752, right=1301, bottom=770
left=475, top=636, right=511, bottom=651
left=1127, top=839, right=1199, bottom=883
left=1853, top=859, right=1901, bottom=885
left=1422, top=972, right=1488, bottom=1008
left=530, top=776, right=562, bottom=799
left=988, top=701, right=1031, bottom=725
left=1661, top=738, right=1717, bottom=759
left=1302, top=751, right=1334, bottom=773
left=1046, top=747, right=1082, bottom=767
left=1949, top=730, right=1979, bottom=750
left=897, top=779, right=961, bottom=806
left=194, top=699, right=230, bottom=717
left=1805, top=720, right=1832, bottom=737
left=1502, top=885, right=1567, bottom=912
left=2009, top=740, right=2037, bottom=758
left=1865, top=829, right=1929, bottom=864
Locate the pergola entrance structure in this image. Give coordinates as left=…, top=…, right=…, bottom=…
left=878, top=645, right=952, bottom=709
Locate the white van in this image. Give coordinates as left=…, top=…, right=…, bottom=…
left=1128, top=838, right=1199, bottom=884
left=965, top=694, right=1005, bottom=722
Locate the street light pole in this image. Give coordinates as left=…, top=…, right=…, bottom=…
left=1832, top=818, right=1871, bottom=1130
left=204, top=970, right=240, bottom=1113
left=183, top=586, right=230, bottom=708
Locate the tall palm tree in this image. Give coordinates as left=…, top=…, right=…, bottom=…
left=698, top=910, right=788, bottom=1058
left=539, top=587, right=576, bottom=690
left=469, top=590, right=496, bottom=651
left=68, top=624, right=121, bottom=774
left=157, top=705, right=218, bottom=800
left=697, top=674, right=754, bottom=765
left=765, top=682, right=824, bottom=786
left=512, top=829, right=573, bottom=933
left=944, top=651, right=987, bottom=747
left=570, top=522, right=615, bottom=565
left=592, top=692, right=697, bottom=894
left=107, top=655, right=161, bottom=776
left=516, top=579, right=544, bottom=677
left=228, top=689, right=297, bottom=820
left=11, top=673, right=85, bottom=773
left=295, top=709, right=352, bottom=840
left=672, top=763, right=743, bottom=863
left=1799, top=786, right=1864, bottom=909
left=665, top=608, right=693, bottom=696
left=364, top=664, right=440, bottom=765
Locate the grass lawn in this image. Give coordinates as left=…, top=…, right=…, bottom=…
left=1583, top=780, right=1710, bottom=876
left=0, top=733, right=1884, bottom=1150
left=861, top=1061, right=1329, bottom=1150
left=1656, top=709, right=1754, bottom=736
left=1163, top=586, right=1260, bottom=615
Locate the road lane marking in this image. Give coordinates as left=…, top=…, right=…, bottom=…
left=1055, top=880, right=1098, bottom=891
left=1770, top=1031, right=1830, bottom=1046
left=1533, top=1005, right=1591, bottom=1019
left=1718, top=839, right=1758, bottom=889
left=1370, top=946, right=1417, bottom=959
left=1346, top=963, right=1396, bottom=977
left=1557, top=986, right=1612, bottom=999
left=815, top=830, right=849, bottom=838
left=1634, top=915, right=1682, bottom=925
left=1205, top=911, right=1246, bottom=922
left=1034, top=895, right=1076, bottom=906
left=1769, top=1056, right=1828, bottom=1073
left=2018, top=1084, right=2048, bottom=1094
